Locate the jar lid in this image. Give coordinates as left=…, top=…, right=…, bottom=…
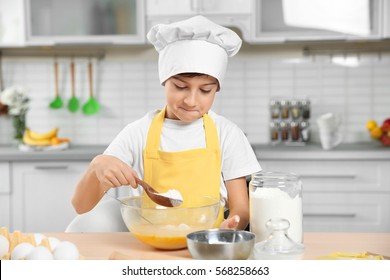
left=253, top=218, right=304, bottom=260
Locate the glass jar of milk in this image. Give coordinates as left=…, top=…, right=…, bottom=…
left=249, top=171, right=303, bottom=244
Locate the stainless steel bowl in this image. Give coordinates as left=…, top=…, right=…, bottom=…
left=186, top=229, right=255, bottom=260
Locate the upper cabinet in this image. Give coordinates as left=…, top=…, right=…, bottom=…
left=25, top=0, right=146, bottom=46
left=146, top=0, right=252, bottom=39
left=249, top=0, right=382, bottom=44
left=382, top=0, right=390, bottom=37
left=0, top=0, right=26, bottom=47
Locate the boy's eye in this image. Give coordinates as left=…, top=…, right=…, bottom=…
left=200, top=89, right=212, bottom=94
left=174, top=84, right=187, bottom=90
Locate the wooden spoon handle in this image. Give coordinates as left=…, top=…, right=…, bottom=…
left=54, top=61, right=59, bottom=97
left=71, top=62, right=75, bottom=97
left=88, top=61, right=93, bottom=98
left=135, top=178, right=153, bottom=193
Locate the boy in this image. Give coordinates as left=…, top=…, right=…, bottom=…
left=72, top=15, right=261, bottom=230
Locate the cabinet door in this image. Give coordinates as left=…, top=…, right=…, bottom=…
left=0, top=162, right=11, bottom=228
left=0, top=0, right=26, bottom=46
left=11, top=161, right=89, bottom=232
left=147, top=0, right=195, bottom=16
left=383, top=0, right=390, bottom=37
left=146, top=0, right=251, bottom=16
left=250, top=0, right=381, bottom=43
left=25, top=0, right=145, bottom=45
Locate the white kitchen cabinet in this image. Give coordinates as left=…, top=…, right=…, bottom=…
left=382, top=0, right=390, bottom=37
left=11, top=161, right=90, bottom=232
left=0, top=0, right=26, bottom=47
left=146, top=0, right=251, bottom=39
left=25, top=0, right=146, bottom=46
left=259, top=160, right=390, bottom=232
left=146, top=0, right=251, bottom=16
left=249, top=0, right=382, bottom=43
left=0, top=162, right=11, bottom=229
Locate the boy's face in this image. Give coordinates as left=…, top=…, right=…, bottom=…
left=164, top=74, right=219, bottom=122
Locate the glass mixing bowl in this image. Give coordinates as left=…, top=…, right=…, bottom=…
left=120, top=195, right=220, bottom=250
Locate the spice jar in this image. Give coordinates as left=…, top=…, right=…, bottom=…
left=270, top=121, right=280, bottom=143
left=300, top=121, right=310, bottom=142
left=301, top=99, right=310, bottom=119
left=290, top=121, right=300, bottom=141
left=290, top=100, right=301, bottom=119
left=280, top=100, right=290, bottom=119
left=249, top=171, right=303, bottom=244
left=270, top=99, right=280, bottom=119
left=280, top=121, right=289, bottom=141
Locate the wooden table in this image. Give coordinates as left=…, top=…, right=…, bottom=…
left=44, top=232, right=390, bottom=260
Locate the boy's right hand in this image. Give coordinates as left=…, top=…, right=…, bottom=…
left=91, top=155, right=139, bottom=189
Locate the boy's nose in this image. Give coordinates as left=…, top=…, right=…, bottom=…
left=184, top=91, right=197, bottom=106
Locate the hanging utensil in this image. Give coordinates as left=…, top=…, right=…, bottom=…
left=49, top=60, right=63, bottom=109
left=67, top=61, right=79, bottom=112
left=82, top=60, right=100, bottom=115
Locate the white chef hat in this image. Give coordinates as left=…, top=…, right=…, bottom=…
left=147, top=15, right=242, bottom=89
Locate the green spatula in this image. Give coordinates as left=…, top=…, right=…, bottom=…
left=82, top=61, right=100, bottom=115
left=67, top=61, right=79, bottom=112
left=49, top=61, right=63, bottom=109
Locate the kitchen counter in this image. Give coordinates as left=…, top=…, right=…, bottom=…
left=0, top=145, right=106, bottom=161
left=0, top=143, right=389, bottom=161
left=253, top=142, right=390, bottom=160
left=43, top=232, right=390, bottom=260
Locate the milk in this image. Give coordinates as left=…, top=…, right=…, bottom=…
left=250, top=187, right=303, bottom=243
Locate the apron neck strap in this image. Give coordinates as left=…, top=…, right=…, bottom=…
left=145, top=107, right=219, bottom=153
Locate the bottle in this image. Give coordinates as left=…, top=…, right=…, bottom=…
left=249, top=171, right=303, bottom=244
left=290, top=100, right=301, bottom=120
left=270, top=121, right=280, bottom=143
left=280, top=121, right=289, bottom=141
left=270, top=99, right=280, bottom=119
left=280, top=100, right=290, bottom=119
left=290, top=121, right=300, bottom=141
left=301, top=99, right=310, bottom=119
left=300, top=121, right=310, bottom=142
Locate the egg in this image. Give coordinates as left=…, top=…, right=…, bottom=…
left=11, top=242, right=35, bottom=260
left=0, top=235, right=10, bottom=258
left=33, top=233, right=46, bottom=245
left=53, top=241, right=79, bottom=260
left=26, top=246, right=53, bottom=260
left=48, top=237, right=61, bottom=250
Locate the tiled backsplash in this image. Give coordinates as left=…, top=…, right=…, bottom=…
left=1, top=52, right=389, bottom=146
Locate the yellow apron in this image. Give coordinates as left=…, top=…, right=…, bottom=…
left=143, top=107, right=224, bottom=226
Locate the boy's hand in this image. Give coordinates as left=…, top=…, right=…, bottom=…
left=91, top=155, right=139, bottom=189
left=219, top=215, right=240, bottom=230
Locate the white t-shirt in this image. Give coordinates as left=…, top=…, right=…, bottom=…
left=104, top=109, right=261, bottom=208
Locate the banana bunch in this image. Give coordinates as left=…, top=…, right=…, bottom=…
left=23, top=127, right=70, bottom=146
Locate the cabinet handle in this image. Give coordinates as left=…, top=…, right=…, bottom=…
left=300, top=174, right=356, bottom=179
left=303, top=213, right=356, bottom=218
left=34, top=166, right=69, bottom=170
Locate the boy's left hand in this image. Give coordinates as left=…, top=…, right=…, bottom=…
left=219, top=215, right=240, bottom=230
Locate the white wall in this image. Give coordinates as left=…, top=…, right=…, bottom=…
left=0, top=45, right=389, bottom=146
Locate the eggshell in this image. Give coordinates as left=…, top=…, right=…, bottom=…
left=11, top=242, right=35, bottom=260
left=0, top=235, right=10, bottom=258
left=26, top=246, right=53, bottom=260
left=48, top=237, right=61, bottom=250
left=53, top=241, right=79, bottom=260
left=33, top=233, right=46, bottom=245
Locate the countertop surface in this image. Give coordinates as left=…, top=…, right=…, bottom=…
left=0, top=142, right=390, bottom=161
left=41, top=232, right=390, bottom=260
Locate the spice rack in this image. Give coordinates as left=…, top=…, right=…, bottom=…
left=269, top=98, right=311, bottom=145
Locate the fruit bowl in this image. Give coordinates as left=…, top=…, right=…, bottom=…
left=366, top=118, right=390, bottom=147
left=120, top=196, right=220, bottom=250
